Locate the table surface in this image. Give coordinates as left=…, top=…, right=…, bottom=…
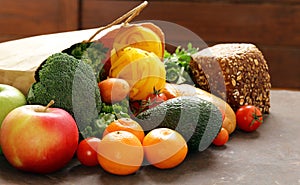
left=0, top=89, right=299, bottom=185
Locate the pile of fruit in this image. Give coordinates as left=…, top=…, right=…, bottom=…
left=0, top=22, right=264, bottom=176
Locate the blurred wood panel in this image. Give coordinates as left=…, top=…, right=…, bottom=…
left=81, top=1, right=300, bottom=47
left=0, top=0, right=299, bottom=89
left=97, top=0, right=300, bottom=3
left=81, top=0, right=300, bottom=89
left=0, top=0, right=79, bottom=42
left=260, top=46, right=300, bottom=89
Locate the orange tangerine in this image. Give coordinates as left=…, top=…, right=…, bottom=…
left=103, top=118, right=145, bottom=142
left=142, top=128, right=188, bottom=169
left=97, top=130, right=144, bottom=175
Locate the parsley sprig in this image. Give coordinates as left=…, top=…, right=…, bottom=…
left=164, top=43, right=199, bottom=84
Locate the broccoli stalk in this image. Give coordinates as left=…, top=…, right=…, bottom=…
left=27, top=53, right=102, bottom=138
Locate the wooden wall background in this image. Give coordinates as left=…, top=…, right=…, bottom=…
left=0, top=0, right=78, bottom=42
left=0, top=0, right=299, bottom=89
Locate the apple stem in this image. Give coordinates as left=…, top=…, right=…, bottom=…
left=44, top=100, right=55, bottom=112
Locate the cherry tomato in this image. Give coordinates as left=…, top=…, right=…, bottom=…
left=236, top=105, right=263, bottom=132
left=146, top=88, right=167, bottom=108
left=212, top=128, right=229, bottom=146
left=130, top=88, right=167, bottom=116
left=76, top=137, right=101, bottom=166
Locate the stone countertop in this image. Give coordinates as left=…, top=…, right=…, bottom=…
left=0, top=90, right=299, bottom=185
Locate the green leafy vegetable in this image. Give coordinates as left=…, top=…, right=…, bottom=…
left=27, top=53, right=102, bottom=138
left=82, top=99, right=131, bottom=138
left=62, top=41, right=108, bottom=82
left=101, top=99, right=131, bottom=119
left=81, top=113, right=115, bottom=138
left=164, top=43, right=199, bottom=84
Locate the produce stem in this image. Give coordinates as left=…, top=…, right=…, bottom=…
left=249, top=109, right=263, bottom=127
left=44, top=100, right=55, bottom=112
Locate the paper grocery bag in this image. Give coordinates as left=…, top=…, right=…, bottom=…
left=0, top=28, right=112, bottom=95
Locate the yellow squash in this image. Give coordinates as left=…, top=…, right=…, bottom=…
left=112, top=24, right=164, bottom=59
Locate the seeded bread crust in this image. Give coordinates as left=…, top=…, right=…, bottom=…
left=190, top=43, right=271, bottom=113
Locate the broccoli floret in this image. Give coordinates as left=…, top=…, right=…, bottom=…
left=81, top=113, right=116, bottom=138
left=81, top=99, right=131, bottom=138
left=27, top=53, right=102, bottom=137
left=101, top=99, right=131, bottom=119
left=62, top=41, right=108, bottom=82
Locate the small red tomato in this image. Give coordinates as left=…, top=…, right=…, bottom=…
left=129, top=100, right=144, bottom=116
left=146, top=88, right=167, bottom=108
left=213, top=128, right=229, bottom=146
left=236, top=105, right=263, bottom=132
left=76, top=137, right=101, bottom=166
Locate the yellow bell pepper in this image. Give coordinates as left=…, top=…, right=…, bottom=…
left=110, top=47, right=166, bottom=100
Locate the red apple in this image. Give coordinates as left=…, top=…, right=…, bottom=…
left=0, top=103, right=79, bottom=174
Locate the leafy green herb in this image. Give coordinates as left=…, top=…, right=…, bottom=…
left=164, top=43, right=199, bottom=84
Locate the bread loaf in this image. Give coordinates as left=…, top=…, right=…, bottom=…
left=190, top=43, right=271, bottom=113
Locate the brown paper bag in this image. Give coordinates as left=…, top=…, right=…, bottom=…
left=0, top=29, right=98, bottom=95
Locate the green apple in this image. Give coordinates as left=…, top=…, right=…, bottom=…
left=0, top=84, right=27, bottom=154
left=0, top=84, right=27, bottom=125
